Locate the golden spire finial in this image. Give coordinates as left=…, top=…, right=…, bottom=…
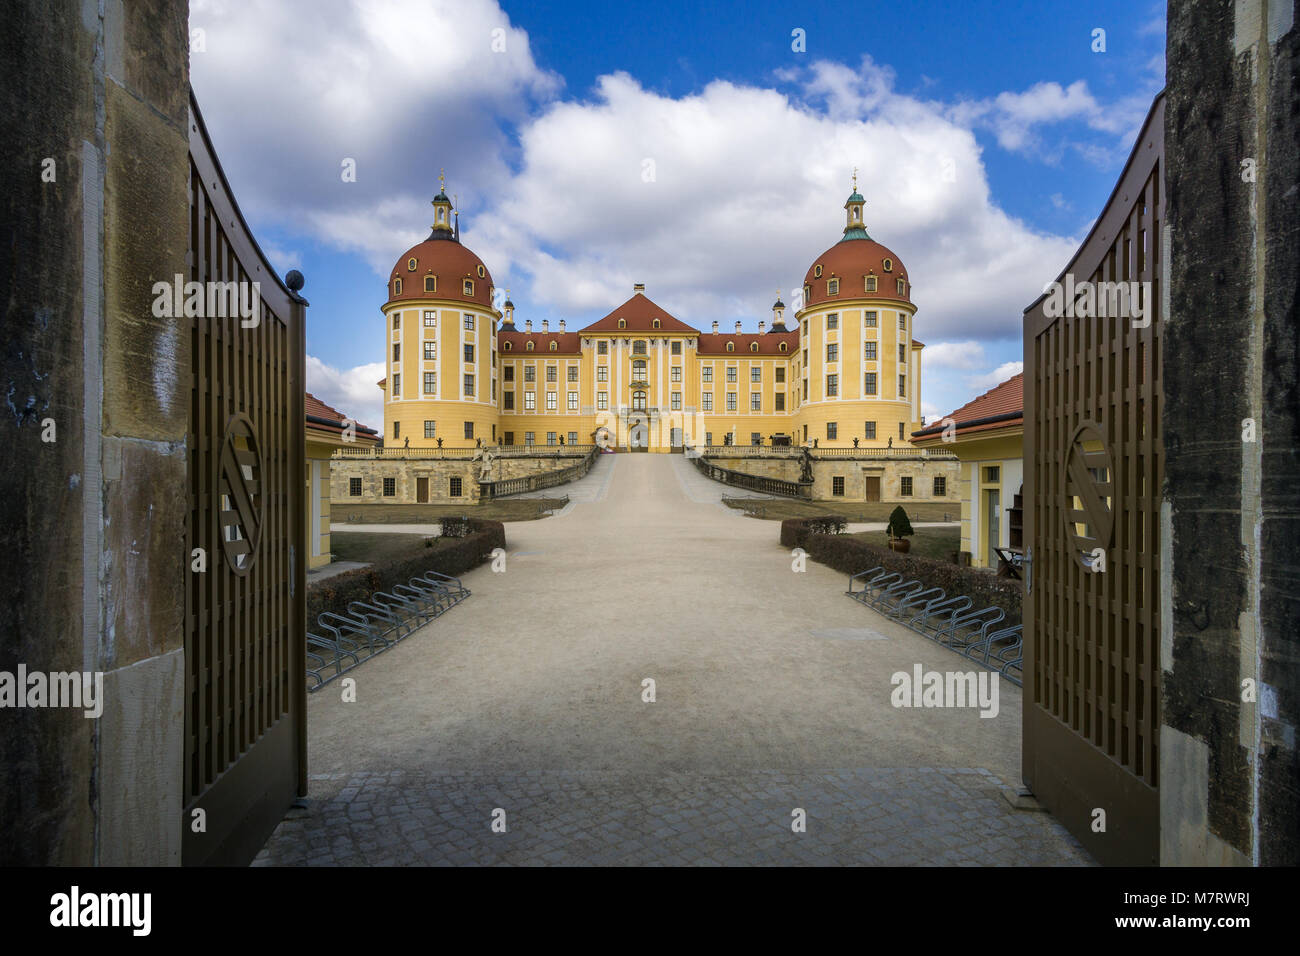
left=439, top=168, right=446, bottom=192
left=852, top=167, right=858, bottom=192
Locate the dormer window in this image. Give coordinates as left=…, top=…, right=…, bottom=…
left=897, top=278, right=906, bottom=295
left=652, top=319, right=661, bottom=329
left=750, top=342, right=758, bottom=352
left=865, top=275, right=877, bottom=292
left=779, top=342, right=788, bottom=352
left=424, top=276, right=436, bottom=292
left=407, top=257, right=418, bottom=271
left=827, top=278, right=840, bottom=295
left=618, top=318, right=626, bottom=329
left=883, top=258, right=893, bottom=272
left=476, top=264, right=486, bottom=279
left=393, top=277, right=403, bottom=295
left=463, top=279, right=474, bottom=296
left=803, top=284, right=811, bottom=301
left=503, top=341, right=512, bottom=351
left=549, top=341, right=557, bottom=351
left=727, top=342, right=734, bottom=352
left=814, top=264, right=823, bottom=278
left=526, top=341, right=534, bottom=351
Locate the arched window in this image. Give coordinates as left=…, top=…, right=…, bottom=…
left=393, top=277, right=402, bottom=295
left=726, top=342, right=734, bottom=352
left=526, top=341, right=534, bottom=351
left=424, top=275, right=435, bottom=292
left=549, top=341, right=557, bottom=351
left=632, top=391, right=647, bottom=411
left=407, top=257, right=418, bottom=271
left=618, top=318, right=626, bottom=329
left=779, top=342, right=788, bottom=352
left=750, top=342, right=759, bottom=352
left=652, top=319, right=661, bottom=329
left=503, top=341, right=511, bottom=351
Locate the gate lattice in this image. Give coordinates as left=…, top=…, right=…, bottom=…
left=183, top=93, right=307, bottom=866
left=1022, top=93, right=1165, bottom=866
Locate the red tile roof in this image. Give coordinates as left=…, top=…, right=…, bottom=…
left=696, top=331, right=799, bottom=355
left=912, top=372, right=1023, bottom=443
left=497, top=331, right=583, bottom=354
left=579, top=292, right=698, bottom=334
left=305, top=392, right=378, bottom=440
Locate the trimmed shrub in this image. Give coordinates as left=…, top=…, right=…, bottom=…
left=886, top=505, right=914, bottom=539
left=801, top=529, right=1022, bottom=625
left=780, top=514, right=847, bottom=549
left=307, top=518, right=505, bottom=625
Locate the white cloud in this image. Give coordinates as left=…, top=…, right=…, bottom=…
left=922, top=341, right=988, bottom=371
left=965, top=360, right=1024, bottom=393
left=306, top=355, right=385, bottom=437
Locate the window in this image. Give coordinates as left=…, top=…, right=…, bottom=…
left=391, top=373, right=400, bottom=396
left=597, top=341, right=608, bottom=355
left=546, top=392, right=557, bottom=411
left=672, top=367, right=682, bottom=382
left=705, top=432, right=713, bottom=446
left=597, top=366, right=608, bottom=382
left=392, top=420, right=400, bottom=439
left=503, top=432, right=514, bottom=445
left=464, top=314, right=475, bottom=330
left=503, top=392, right=514, bottom=410
left=450, top=476, right=463, bottom=497
left=726, top=367, right=737, bottom=383
left=775, top=393, right=785, bottom=411
left=984, top=466, right=1001, bottom=484
left=727, top=342, right=734, bottom=352
left=526, top=342, right=534, bottom=351
left=632, top=391, right=647, bottom=411
left=900, top=477, right=913, bottom=496
left=826, top=374, right=838, bottom=397
left=898, top=375, right=906, bottom=398
left=349, top=477, right=361, bottom=497
left=633, top=340, right=646, bottom=355
left=477, top=264, right=486, bottom=279
left=618, top=319, right=626, bottom=329
left=865, top=421, right=877, bottom=440
left=568, top=392, right=578, bottom=410
left=898, top=278, right=907, bottom=295
left=547, top=432, right=557, bottom=445
left=775, top=367, right=785, bottom=383
left=827, top=343, right=838, bottom=362
left=464, top=374, right=474, bottom=396
left=423, top=310, right=436, bottom=327
left=832, top=476, right=845, bottom=497
left=827, top=313, right=838, bottom=330
left=750, top=342, right=759, bottom=352
left=827, top=278, right=839, bottom=295
left=424, top=341, right=436, bottom=360
left=899, top=422, right=905, bottom=441
left=549, top=341, right=557, bottom=352
left=383, top=477, right=396, bottom=497
left=827, top=422, right=838, bottom=440
left=671, top=341, right=681, bottom=355
left=503, top=365, right=514, bottom=382
left=751, top=432, right=762, bottom=446
left=802, top=348, right=808, bottom=365
left=524, top=366, right=536, bottom=383
left=461, top=344, right=472, bottom=364
left=751, top=367, right=761, bottom=383
left=803, top=284, right=811, bottom=301
left=423, top=372, right=436, bottom=394
left=864, top=372, right=877, bottom=395
left=865, top=275, right=877, bottom=293
left=726, top=393, right=737, bottom=411
left=780, top=342, right=788, bottom=352
left=633, top=360, right=647, bottom=380
left=391, top=343, right=400, bottom=363
left=814, top=264, right=823, bottom=278
left=503, top=342, right=512, bottom=351
left=883, top=258, right=893, bottom=272
left=672, top=393, right=682, bottom=410
left=463, top=279, right=474, bottom=296
left=597, top=391, right=608, bottom=410
left=392, top=312, right=401, bottom=329
left=458, top=422, right=471, bottom=440
left=865, top=342, right=877, bottom=361
left=491, top=379, right=496, bottom=401
left=424, top=276, right=435, bottom=293
left=568, top=432, right=578, bottom=445
left=543, top=366, right=555, bottom=383
left=933, top=476, right=947, bottom=496
left=750, top=393, right=761, bottom=411
left=702, top=393, right=713, bottom=411
left=525, top=432, right=535, bottom=445
left=568, top=366, right=579, bottom=382
left=702, top=367, right=713, bottom=383
left=393, top=278, right=402, bottom=295
left=899, top=313, right=907, bottom=330
left=865, top=310, right=877, bottom=328
left=899, top=344, right=906, bottom=362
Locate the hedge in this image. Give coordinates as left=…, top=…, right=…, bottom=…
left=780, top=515, right=847, bottom=548
left=307, top=518, right=505, bottom=626
left=781, top=517, right=1022, bottom=625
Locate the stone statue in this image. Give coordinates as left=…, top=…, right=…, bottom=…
left=799, top=445, right=814, bottom=483
left=473, top=445, right=495, bottom=481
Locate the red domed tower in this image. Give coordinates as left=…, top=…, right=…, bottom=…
left=380, top=175, right=501, bottom=447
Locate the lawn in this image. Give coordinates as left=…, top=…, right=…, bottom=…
left=847, top=527, right=962, bottom=562
left=721, top=497, right=959, bottom=523
left=330, top=532, right=462, bottom=564
left=334, top=498, right=568, bottom=524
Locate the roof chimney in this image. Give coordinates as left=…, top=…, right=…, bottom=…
left=559, top=319, right=566, bottom=332
left=542, top=319, right=549, bottom=333
left=758, top=320, right=766, bottom=333
left=712, top=321, right=718, bottom=334
left=525, top=319, right=532, bottom=332
left=735, top=321, right=742, bottom=334
left=634, top=283, right=645, bottom=294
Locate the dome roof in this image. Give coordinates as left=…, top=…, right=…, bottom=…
left=387, top=237, right=494, bottom=310
left=801, top=238, right=910, bottom=311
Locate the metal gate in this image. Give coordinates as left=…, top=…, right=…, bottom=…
left=184, top=93, right=307, bottom=865
left=1022, top=93, right=1165, bottom=866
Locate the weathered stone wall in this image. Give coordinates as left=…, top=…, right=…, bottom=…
left=707, top=454, right=961, bottom=504
left=0, top=0, right=190, bottom=865
left=329, top=453, right=590, bottom=505
left=1163, top=0, right=1298, bottom=866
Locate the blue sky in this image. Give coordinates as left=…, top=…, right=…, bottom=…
left=189, top=0, right=1165, bottom=433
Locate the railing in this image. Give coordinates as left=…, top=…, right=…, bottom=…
left=334, top=444, right=596, bottom=460
left=479, top=446, right=599, bottom=499
left=699, top=445, right=958, bottom=460
left=689, top=454, right=811, bottom=499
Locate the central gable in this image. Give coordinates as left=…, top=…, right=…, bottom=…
left=579, top=290, right=699, bottom=334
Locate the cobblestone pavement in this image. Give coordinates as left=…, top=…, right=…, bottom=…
left=256, top=768, right=1091, bottom=866
left=262, top=454, right=1093, bottom=866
